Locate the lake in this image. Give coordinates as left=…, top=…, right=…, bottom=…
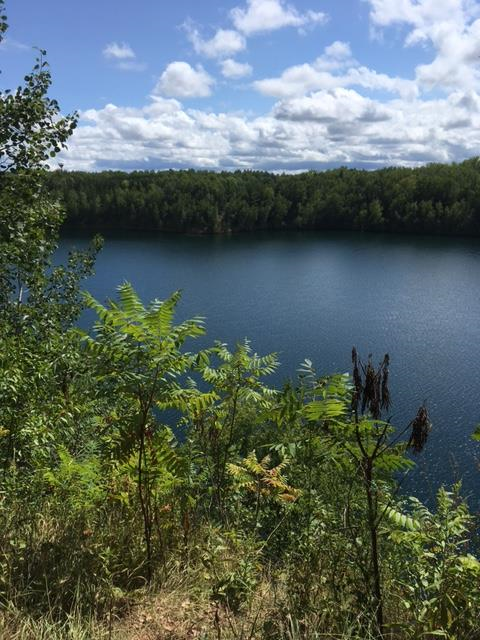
left=58, top=230, right=480, bottom=504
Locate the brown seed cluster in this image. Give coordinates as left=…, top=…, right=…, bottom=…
left=408, top=405, right=431, bottom=453
left=351, top=348, right=390, bottom=420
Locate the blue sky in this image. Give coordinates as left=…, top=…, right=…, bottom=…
left=2, top=0, right=480, bottom=171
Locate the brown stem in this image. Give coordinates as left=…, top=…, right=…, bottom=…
left=364, top=459, right=384, bottom=636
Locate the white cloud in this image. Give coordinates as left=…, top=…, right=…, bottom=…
left=253, top=41, right=418, bottom=99
left=220, top=58, right=253, bottom=78
left=103, top=42, right=136, bottom=60
left=314, top=40, right=355, bottom=71
left=116, top=61, right=147, bottom=72
left=54, top=2, right=480, bottom=172
left=230, top=0, right=327, bottom=35
left=254, top=63, right=336, bottom=97
left=274, top=88, right=393, bottom=123
left=367, top=0, right=475, bottom=30
left=185, top=25, right=246, bottom=59
left=346, top=67, right=418, bottom=99
left=59, top=84, right=480, bottom=172
left=102, top=41, right=146, bottom=72
left=155, top=62, right=215, bottom=98
left=367, top=0, right=480, bottom=91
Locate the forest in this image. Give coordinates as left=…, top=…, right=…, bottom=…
left=2, top=2, right=480, bottom=639
left=48, top=160, right=480, bottom=236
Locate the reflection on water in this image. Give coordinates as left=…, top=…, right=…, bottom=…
left=58, top=230, right=480, bottom=504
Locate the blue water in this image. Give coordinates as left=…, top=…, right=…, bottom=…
left=58, top=230, right=480, bottom=505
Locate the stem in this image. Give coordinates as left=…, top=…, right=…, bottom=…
left=354, top=415, right=384, bottom=636
left=254, top=480, right=261, bottom=529
left=137, top=364, right=160, bottom=583
left=364, top=459, right=384, bottom=636
left=137, top=411, right=152, bottom=583
left=216, top=377, right=240, bottom=520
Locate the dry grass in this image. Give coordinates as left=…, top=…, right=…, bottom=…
left=112, top=580, right=275, bottom=640
left=114, top=588, right=214, bottom=640
left=0, top=570, right=383, bottom=640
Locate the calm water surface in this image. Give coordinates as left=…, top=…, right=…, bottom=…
left=58, top=230, right=480, bottom=504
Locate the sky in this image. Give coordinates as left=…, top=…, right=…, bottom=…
left=2, top=0, right=480, bottom=172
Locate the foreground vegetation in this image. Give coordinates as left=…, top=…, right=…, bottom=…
left=2, top=4, right=480, bottom=638
left=49, top=160, right=480, bottom=237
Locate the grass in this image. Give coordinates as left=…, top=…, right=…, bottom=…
left=0, top=574, right=384, bottom=640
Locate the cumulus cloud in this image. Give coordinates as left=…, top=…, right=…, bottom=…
left=185, top=25, right=246, bottom=59
left=274, top=88, right=392, bottom=123
left=367, top=0, right=472, bottom=30
left=230, top=0, right=327, bottom=35
left=220, top=58, right=253, bottom=78
left=103, top=42, right=136, bottom=60
left=54, top=1, right=480, bottom=172
left=253, top=41, right=418, bottom=99
left=58, top=84, right=480, bottom=172
left=367, top=0, right=480, bottom=91
left=102, top=42, right=146, bottom=72
left=155, top=62, right=215, bottom=98
left=317, top=41, right=354, bottom=69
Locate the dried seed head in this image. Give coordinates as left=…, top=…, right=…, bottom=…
left=408, top=405, right=431, bottom=453
left=381, top=354, right=390, bottom=412
left=363, top=357, right=380, bottom=418
left=351, top=350, right=390, bottom=419
left=352, top=347, right=362, bottom=413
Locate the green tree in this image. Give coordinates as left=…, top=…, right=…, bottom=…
left=0, top=0, right=100, bottom=466
left=84, top=283, right=206, bottom=581
left=0, top=0, right=99, bottom=334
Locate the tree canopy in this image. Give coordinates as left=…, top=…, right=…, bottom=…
left=47, top=160, right=480, bottom=237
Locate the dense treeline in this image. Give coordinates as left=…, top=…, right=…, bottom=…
left=48, top=160, right=480, bottom=236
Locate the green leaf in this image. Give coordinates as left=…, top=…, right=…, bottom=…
left=304, top=399, right=346, bottom=421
